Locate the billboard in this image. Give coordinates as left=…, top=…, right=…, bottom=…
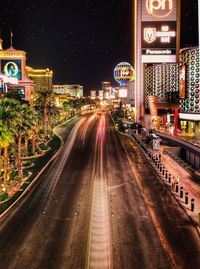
left=142, top=21, right=176, bottom=55
left=1, top=60, right=22, bottom=80
left=118, top=87, right=127, bottom=98
left=141, top=0, right=177, bottom=57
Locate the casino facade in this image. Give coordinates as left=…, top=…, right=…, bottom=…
left=134, top=0, right=181, bottom=122
left=0, top=38, right=34, bottom=105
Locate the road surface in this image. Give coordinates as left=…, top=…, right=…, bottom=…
left=0, top=113, right=200, bottom=269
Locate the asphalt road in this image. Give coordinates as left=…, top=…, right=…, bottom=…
left=0, top=113, right=200, bottom=269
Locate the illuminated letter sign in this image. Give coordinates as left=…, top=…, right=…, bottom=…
left=146, top=0, right=173, bottom=18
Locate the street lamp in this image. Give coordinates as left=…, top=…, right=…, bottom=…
left=199, top=0, right=200, bottom=50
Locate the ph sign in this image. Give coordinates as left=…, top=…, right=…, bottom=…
left=146, top=0, right=173, bottom=18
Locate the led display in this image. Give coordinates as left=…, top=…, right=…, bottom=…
left=142, top=21, right=176, bottom=55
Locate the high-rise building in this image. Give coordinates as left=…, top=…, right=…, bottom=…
left=26, top=66, right=53, bottom=92
left=0, top=39, right=34, bottom=105
left=90, top=90, right=96, bottom=100
left=102, top=81, right=111, bottom=100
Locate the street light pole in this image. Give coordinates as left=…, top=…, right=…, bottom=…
left=199, top=0, right=200, bottom=49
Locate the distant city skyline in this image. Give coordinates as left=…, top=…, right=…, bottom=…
left=0, top=0, right=198, bottom=95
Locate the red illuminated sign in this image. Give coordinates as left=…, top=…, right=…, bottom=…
left=180, top=65, right=186, bottom=99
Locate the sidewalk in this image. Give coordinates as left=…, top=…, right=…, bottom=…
left=156, top=129, right=200, bottom=148
left=156, top=147, right=200, bottom=224
left=131, top=132, right=200, bottom=234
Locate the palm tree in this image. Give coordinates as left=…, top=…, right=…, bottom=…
left=34, top=88, right=56, bottom=135
left=0, top=98, right=20, bottom=180
left=14, top=104, right=37, bottom=176
left=0, top=124, right=14, bottom=181
left=22, top=105, right=38, bottom=157
left=47, top=104, right=60, bottom=128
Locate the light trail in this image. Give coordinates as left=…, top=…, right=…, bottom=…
left=78, top=114, right=96, bottom=145
left=41, top=117, right=87, bottom=209
left=86, top=114, right=113, bottom=269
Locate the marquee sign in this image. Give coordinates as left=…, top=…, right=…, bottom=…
left=141, top=0, right=177, bottom=57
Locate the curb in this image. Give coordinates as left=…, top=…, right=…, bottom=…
left=0, top=116, right=78, bottom=220
left=110, top=113, right=128, bottom=137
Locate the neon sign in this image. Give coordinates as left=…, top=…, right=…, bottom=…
left=146, top=0, right=173, bottom=18
left=113, top=62, right=135, bottom=86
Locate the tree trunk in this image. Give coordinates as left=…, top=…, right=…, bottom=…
left=0, top=149, right=2, bottom=179
left=3, top=147, right=8, bottom=181
left=17, top=134, right=23, bottom=177
left=44, top=104, right=48, bottom=136
left=32, top=133, right=36, bottom=155
left=25, top=136, right=29, bottom=156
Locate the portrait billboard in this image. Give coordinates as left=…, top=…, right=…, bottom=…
left=1, top=60, right=22, bottom=80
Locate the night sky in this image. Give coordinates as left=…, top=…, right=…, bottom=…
left=0, top=0, right=198, bottom=95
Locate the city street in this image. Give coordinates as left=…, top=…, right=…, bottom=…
left=0, top=113, right=200, bottom=269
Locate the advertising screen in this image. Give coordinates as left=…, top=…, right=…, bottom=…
left=1, top=60, right=22, bottom=80
left=142, top=21, right=176, bottom=55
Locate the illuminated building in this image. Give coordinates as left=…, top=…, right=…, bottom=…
left=53, top=84, right=83, bottom=98
left=179, top=47, right=200, bottom=135
left=0, top=39, right=34, bottom=105
left=0, top=74, right=18, bottom=94
left=134, top=0, right=181, bottom=121
left=26, top=66, right=53, bottom=92
left=54, top=93, right=74, bottom=107
left=90, top=90, right=96, bottom=100
left=102, top=82, right=111, bottom=100
left=144, top=63, right=180, bottom=105
left=127, top=81, right=135, bottom=106
left=98, top=90, right=103, bottom=100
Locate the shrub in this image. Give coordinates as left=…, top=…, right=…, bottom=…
left=0, top=192, right=8, bottom=202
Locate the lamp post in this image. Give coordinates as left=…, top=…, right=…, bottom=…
left=199, top=0, right=200, bottom=49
